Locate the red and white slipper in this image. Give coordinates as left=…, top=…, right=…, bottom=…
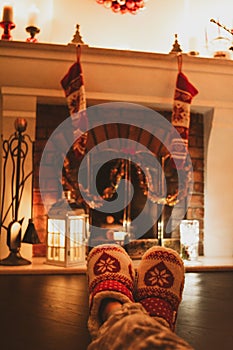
left=135, top=246, right=185, bottom=331
left=87, top=244, right=135, bottom=338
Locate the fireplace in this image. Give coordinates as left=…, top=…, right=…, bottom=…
left=0, top=40, right=233, bottom=260
left=33, top=103, right=204, bottom=257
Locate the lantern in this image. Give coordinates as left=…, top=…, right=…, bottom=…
left=46, top=202, right=88, bottom=267
left=180, top=220, right=199, bottom=261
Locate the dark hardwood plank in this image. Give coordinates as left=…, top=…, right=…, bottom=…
left=176, top=272, right=233, bottom=350
left=0, top=272, right=232, bottom=350
left=0, top=275, right=91, bottom=350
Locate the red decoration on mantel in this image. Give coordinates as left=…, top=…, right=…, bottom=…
left=0, top=20, right=15, bottom=40
left=96, top=0, right=149, bottom=15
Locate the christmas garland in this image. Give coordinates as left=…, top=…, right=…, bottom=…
left=96, top=0, right=149, bottom=15
left=70, top=156, right=192, bottom=209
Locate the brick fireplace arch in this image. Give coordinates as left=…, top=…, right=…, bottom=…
left=33, top=104, right=204, bottom=257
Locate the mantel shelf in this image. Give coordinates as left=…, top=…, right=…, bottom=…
left=1, top=39, right=233, bottom=71
left=1, top=39, right=233, bottom=110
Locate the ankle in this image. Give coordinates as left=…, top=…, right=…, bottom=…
left=99, top=298, right=122, bottom=323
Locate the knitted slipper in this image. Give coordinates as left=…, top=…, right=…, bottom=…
left=135, top=246, right=185, bottom=331
left=87, top=244, right=135, bottom=339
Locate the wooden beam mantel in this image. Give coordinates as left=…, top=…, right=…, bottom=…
left=0, top=40, right=232, bottom=110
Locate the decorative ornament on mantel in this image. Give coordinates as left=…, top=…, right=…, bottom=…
left=70, top=24, right=88, bottom=46
left=25, top=26, right=40, bottom=43
left=169, top=34, right=182, bottom=54
left=25, top=4, right=40, bottom=43
left=0, top=5, right=15, bottom=40
left=96, top=0, right=149, bottom=15
left=210, top=18, right=233, bottom=53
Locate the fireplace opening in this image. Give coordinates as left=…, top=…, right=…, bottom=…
left=33, top=104, right=204, bottom=257
left=88, top=158, right=159, bottom=243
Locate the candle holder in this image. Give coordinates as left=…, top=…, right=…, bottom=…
left=0, top=21, right=15, bottom=40
left=25, top=25, right=40, bottom=43
left=211, top=36, right=231, bottom=59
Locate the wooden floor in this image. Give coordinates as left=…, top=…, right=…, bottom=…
left=0, top=272, right=232, bottom=350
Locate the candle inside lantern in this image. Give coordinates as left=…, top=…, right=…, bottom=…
left=2, top=5, right=13, bottom=22
left=27, top=4, right=39, bottom=27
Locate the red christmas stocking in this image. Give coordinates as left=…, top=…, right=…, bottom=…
left=61, top=58, right=88, bottom=159
left=171, top=70, right=198, bottom=169
left=60, top=49, right=88, bottom=199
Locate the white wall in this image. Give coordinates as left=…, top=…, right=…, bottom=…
left=205, top=108, right=233, bottom=257
left=0, top=0, right=233, bottom=55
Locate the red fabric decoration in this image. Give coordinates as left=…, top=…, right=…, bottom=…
left=60, top=53, right=88, bottom=200
left=61, top=60, right=88, bottom=159
left=171, top=70, right=198, bottom=169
